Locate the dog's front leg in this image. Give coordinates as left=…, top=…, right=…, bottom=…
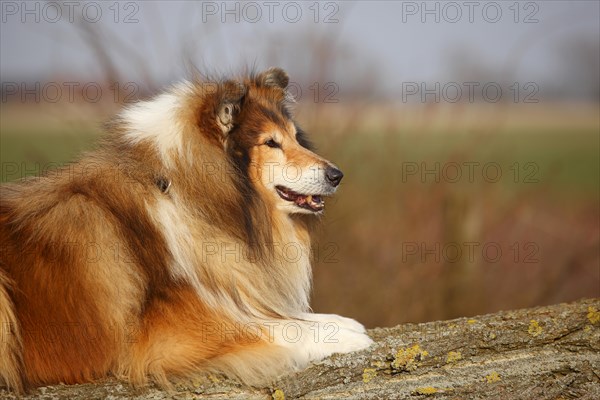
left=266, top=314, right=373, bottom=368
left=300, top=312, right=368, bottom=334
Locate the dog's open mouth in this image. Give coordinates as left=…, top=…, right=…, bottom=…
left=275, top=186, right=324, bottom=212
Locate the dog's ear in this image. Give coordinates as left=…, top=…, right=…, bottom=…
left=216, top=80, right=246, bottom=135
left=256, top=67, right=289, bottom=89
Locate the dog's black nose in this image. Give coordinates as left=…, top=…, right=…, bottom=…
left=325, top=167, right=344, bottom=187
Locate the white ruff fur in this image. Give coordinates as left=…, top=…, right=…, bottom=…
left=121, top=82, right=193, bottom=166
left=146, top=196, right=203, bottom=291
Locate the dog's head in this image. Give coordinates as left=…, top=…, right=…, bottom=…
left=208, top=68, right=343, bottom=215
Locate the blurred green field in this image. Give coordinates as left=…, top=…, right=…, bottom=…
left=1, top=130, right=99, bottom=182
left=1, top=121, right=598, bottom=327
left=318, top=128, right=600, bottom=192
left=2, top=128, right=598, bottom=190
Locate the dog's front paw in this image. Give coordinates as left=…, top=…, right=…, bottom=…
left=268, top=318, right=373, bottom=373
left=302, top=313, right=367, bottom=334
left=330, top=328, right=373, bottom=354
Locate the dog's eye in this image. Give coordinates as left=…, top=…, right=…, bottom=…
left=264, top=139, right=281, bottom=148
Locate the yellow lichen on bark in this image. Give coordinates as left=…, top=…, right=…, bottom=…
left=392, top=344, right=429, bottom=371
left=272, top=388, right=285, bottom=400
left=587, top=306, right=600, bottom=324
left=414, top=387, right=439, bottom=395
left=362, top=368, right=377, bottom=383
left=446, top=351, right=463, bottom=364
left=528, top=320, right=543, bottom=337
left=485, top=372, right=502, bottom=383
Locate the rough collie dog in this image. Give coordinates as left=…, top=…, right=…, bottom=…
left=0, top=68, right=372, bottom=392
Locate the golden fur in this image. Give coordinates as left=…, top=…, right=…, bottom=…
left=0, top=68, right=372, bottom=393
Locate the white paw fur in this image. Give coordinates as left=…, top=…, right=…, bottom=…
left=266, top=314, right=373, bottom=370
left=301, top=312, right=367, bottom=334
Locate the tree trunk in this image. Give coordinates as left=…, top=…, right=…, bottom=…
left=3, top=298, right=599, bottom=399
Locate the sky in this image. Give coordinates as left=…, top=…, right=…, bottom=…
left=1, top=1, right=599, bottom=99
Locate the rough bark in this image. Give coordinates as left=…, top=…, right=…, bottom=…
left=2, top=298, right=599, bottom=399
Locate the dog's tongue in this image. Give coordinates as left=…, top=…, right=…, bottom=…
left=277, top=186, right=324, bottom=211
left=295, top=194, right=324, bottom=211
